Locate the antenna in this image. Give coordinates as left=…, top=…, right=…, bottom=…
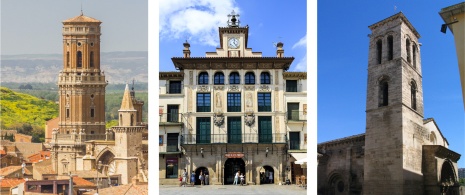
left=80, top=2, right=83, bottom=15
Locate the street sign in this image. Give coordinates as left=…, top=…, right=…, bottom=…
left=225, top=152, right=244, bottom=158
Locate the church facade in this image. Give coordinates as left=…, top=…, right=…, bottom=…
left=50, top=13, right=148, bottom=186
left=159, top=12, right=307, bottom=185
left=317, top=13, right=461, bottom=195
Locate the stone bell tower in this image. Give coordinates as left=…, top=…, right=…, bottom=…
left=364, top=12, right=425, bottom=194
left=111, top=84, right=144, bottom=184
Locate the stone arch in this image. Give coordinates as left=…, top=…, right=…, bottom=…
left=327, top=171, right=347, bottom=195
left=96, top=148, right=117, bottom=176
left=430, top=131, right=437, bottom=145
left=439, top=159, right=458, bottom=194
left=194, top=166, right=208, bottom=185
left=410, top=79, right=418, bottom=110
left=260, top=71, right=271, bottom=84
left=258, top=164, right=275, bottom=184
left=378, top=75, right=390, bottom=107
left=213, top=71, right=225, bottom=85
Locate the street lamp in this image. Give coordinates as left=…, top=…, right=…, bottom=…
left=266, top=147, right=269, bottom=157
left=95, top=160, right=102, bottom=195
left=200, top=148, right=204, bottom=158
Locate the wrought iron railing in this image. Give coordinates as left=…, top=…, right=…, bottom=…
left=287, top=111, right=307, bottom=121
left=159, top=113, right=183, bottom=123
left=289, top=140, right=300, bottom=150
left=164, top=83, right=183, bottom=94
left=181, top=133, right=287, bottom=144
left=159, top=143, right=180, bottom=152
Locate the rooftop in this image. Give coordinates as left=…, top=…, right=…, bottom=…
left=0, top=178, right=25, bottom=188
left=63, top=14, right=101, bottom=24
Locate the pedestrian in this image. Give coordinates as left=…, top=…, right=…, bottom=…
left=240, top=173, right=245, bottom=186
left=269, top=171, right=273, bottom=184
left=182, top=169, right=188, bottom=187
left=190, top=171, right=196, bottom=187
left=179, top=175, right=182, bottom=187
left=199, top=170, right=204, bottom=185
left=205, top=169, right=209, bottom=185
left=233, top=171, right=239, bottom=185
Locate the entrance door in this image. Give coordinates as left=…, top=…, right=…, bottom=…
left=289, top=132, right=300, bottom=150
left=194, top=167, right=207, bottom=185
left=224, top=158, right=245, bottom=184
left=260, top=166, right=274, bottom=184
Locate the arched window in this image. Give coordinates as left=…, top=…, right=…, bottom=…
left=229, top=72, right=240, bottom=84
left=411, top=81, right=417, bottom=110
left=198, top=72, right=209, bottom=84
left=430, top=132, right=437, bottom=145
left=131, top=114, right=134, bottom=126
left=412, top=44, right=417, bottom=69
left=387, top=36, right=393, bottom=60
left=379, top=79, right=389, bottom=107
left=214, top=72, right=224, bottom=85
left=245, top=72, right=255, bottom=84
left=77, top=51, right=82, bottom=68
left=406, top=39, right=411, bottom=63
left=376, top=39, right=382, bottom=64
left=66, top=52, right=70, bottom=67
left=260, top=72, right=271, bottom=84
left=119, top=114, right=122, bottom=126
left=90, top=52, right=94, bottom=67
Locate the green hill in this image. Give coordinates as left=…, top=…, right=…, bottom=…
left=0, top=87, right=58, bottom=130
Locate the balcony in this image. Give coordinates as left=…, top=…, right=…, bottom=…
left=159, top=143, right=180, bottom=153
left=159, top=113, right=183, bottom=126
left=287, top=111, right=307, bottom=122
left=289, top=140, right=300, bottom=150
left=181, top=133, right=287, bottom=145
left=164, top=83, right=184, bottom=94
left=285, top=83, right=304, bottom=93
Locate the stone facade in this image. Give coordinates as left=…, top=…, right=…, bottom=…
left=317, top=13, right=461, bottom=195
left=159, top=11, right=307, bottom=185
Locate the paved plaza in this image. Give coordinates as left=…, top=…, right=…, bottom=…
left=159, top=184, right=307, bottom=195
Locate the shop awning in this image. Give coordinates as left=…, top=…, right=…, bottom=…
left=290, top=153, right=307, bottom=164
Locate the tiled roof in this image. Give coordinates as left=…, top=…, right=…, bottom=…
left=63, top=14, right=101, bottom=23
left=70, top=170, right=100, bottom=178
left=34, top=160, right=55, bottom=175
left=27, top=151, right=51, bottom=163
left=72, top=176, right=95, bottom=187
left=0, top=178, right=25, bottom=188
left=0, top=150, right=5, bottom=155
left=83, top=183, right=148, bottom=195
left=0, top=166, right=30, bottom=176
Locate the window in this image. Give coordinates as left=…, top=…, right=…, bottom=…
left=227, top=117, right=241, bottom=143
left=166, top=158, right=178, bottom=178
left=196, top=117, right=211, bottom=143
left=198, top=72, right=209, bottom=84
left=90, top=52, right=94, bottom=67
left=257, top=93, right=271, bottom=112
left=260, top=72, right=271, bottom=84
left=77, top=51, right=82, bottom=68
left=168, top=81, right=182, bottom=94
left=379, top=80, right=389, bottom=107
left=227, top=93, right=241, bottom=112
left=413, top=44, right=417, bottom=69
left=258, top=116, right=272, bottom=143
left=245, top=72, right=255, bottom=84
left=90, top=108, right=95, bottom=118
left=411, top=81, right=417, bottom=110
left=229, top=72, right=240, bottom=84
left=406, top=39, right=411, bottom=63
left=167, top=133, right=179, bottom=152
left=290, top=132, right=300, bottom=150
left=66, top=52, right=70, bottom=67
left=387, top=36, right=393, bottom=60
left=286, top=80, right=298, bottom=92
left=66, top=108, right=70, bottom=118
left=167, top=105, right=179, bottom=122
left=197, top=93, right=211, bottom=112
left=214, top=72, right=224, bottom=85
left=287, top=103, right=300, bottom=120
left=376, top=39, right=382, bottom=64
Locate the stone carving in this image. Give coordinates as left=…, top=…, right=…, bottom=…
left=198, top=85, right=209, bottom=92
left=275, top=70, right=279, bottom=85
left=258, top=85, right=271, bottom=92
left=229, top=85, right=240, bottom=92
left=213, top=112, right=224, bottom=127
left=244, top=113, right=255, bottom=127
left=230, top=51, right=239, bottom=57
left=216, top=92, right=222, bottom=107
left=189, top=71, right=193, bottom=85
left=244, top=86, right=255, bottom=91
left=275, top=87, right=279, bottom=109
left=246, top=92, right=253, bottom=108
left=213, top=86, right=224, bottom=90
left=303, top=104, right=307, bottom=115
left=187, top=89, right=192, bottom=111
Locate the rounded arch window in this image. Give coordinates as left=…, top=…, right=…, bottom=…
left=260, top=72, right=271, bottom=84
left=214, top=72, right=224, bottom=85
left=198, top=72, right=209, bottom=84
left=245, top=72, right=255, bottom=84
left=229, top=72, right=240, bottom=84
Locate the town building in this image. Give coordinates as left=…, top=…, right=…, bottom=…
left=317, top=12, right=462, bottom=195
left=159, top=11, right=307, bottom=185
left=439, top=2, right=465, bottom=109
left=459, top=168, right=465, bottom=179
left=49, top=12, right=148, bottom=188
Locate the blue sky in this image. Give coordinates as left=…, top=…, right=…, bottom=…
left=1, top=0, right=147, bottom=55
left=159, top=0, right=307, bottom=72
left=318, top=1, right=465, bottom=167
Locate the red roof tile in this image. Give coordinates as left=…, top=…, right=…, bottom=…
left=0, top=178, right=25, bottom=188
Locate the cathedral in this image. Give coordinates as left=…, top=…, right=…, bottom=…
left=317, top=13, right=462, bottom=195
left=50, top=13, right=148, bottom=186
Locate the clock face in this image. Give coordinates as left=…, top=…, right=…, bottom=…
left=228, top=38, right=239, bottom=49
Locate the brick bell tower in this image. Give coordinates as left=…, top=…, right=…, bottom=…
left=53, top=13, right=107, bottom=175
left=363, top=12, right=425, bottom=194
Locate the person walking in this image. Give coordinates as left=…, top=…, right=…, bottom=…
left=205, top=169, right=209, bottom=185
left=233, top=171, right=239, bottom=185
left=190, top=171, right=196, bottom=187
left=179, top=175, right=182, bottom=187
left=182, top=169, right=188, bottom=187
left=240, top=173, right=245, bottom=186
left=199, top=170, right=204, bottom=185
left=269, top=171, right=273, bottom=184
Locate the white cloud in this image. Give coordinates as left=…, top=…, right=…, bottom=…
left=292, top=34, right=306, bottom=49
left=160, top=0, right=240, bottom=47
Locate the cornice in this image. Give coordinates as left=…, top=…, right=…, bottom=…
left=283, top=72, right=307, bottom=79
left=368, top=12, right=420, bottom=38
left=171, top=57, right=294, bottom=70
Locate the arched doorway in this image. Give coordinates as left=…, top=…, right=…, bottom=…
left=259, top=165, right=274, bottom=184
left=439, top=160, right=457, bottom=195
left=328, top=173, right=345, bottom=195
left=194, top=167, right=207, bottom=185
left=96, top=150, right=116, bottom=188
left=224, top=158, right=245, bottom=184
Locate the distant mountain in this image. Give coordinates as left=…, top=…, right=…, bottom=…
left=1, top=51, right=148, bottom=84
left=0, top=87, right=58, bottom=129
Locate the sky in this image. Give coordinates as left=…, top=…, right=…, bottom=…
left=318, top=1, right=465, bottom=168
left=1, top=0, right=148, bottom=55
left=159, top=0, right=307, bottom=72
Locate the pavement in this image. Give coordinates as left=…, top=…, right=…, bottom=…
left=159, top=184, right=307, bottom=195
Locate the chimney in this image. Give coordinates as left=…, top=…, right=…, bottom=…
left=276, top=42, right=284, bottom=57
left=183, top=41, right=191, bottom=58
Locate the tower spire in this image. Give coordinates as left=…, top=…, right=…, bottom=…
left=120, top=84, right=135, bottom=110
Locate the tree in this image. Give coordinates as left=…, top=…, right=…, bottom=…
left=459, top=178, right=465, bottom=186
